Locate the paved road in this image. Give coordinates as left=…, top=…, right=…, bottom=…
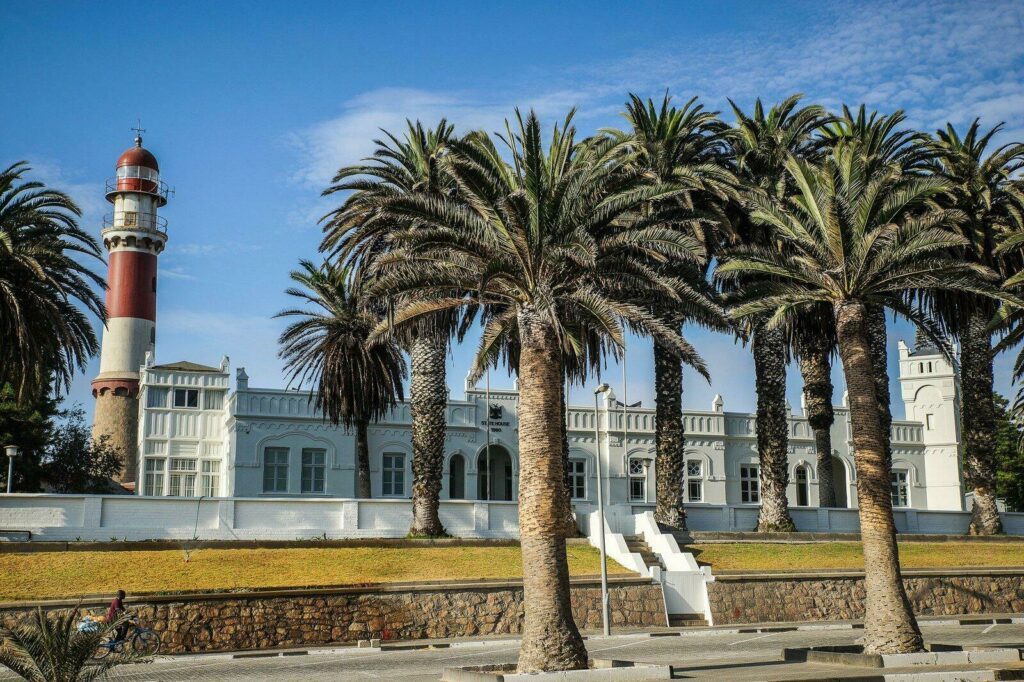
left=49, top=622, right=1017, bottom=681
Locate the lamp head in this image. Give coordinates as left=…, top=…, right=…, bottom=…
left=4, top=445, right=20, bottom=459
left=594, top=383, right=610, bottom=395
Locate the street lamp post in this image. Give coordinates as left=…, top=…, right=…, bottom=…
left=592, top=383, right=611, bottom=637
left=5, top=445, right=20, bottom=494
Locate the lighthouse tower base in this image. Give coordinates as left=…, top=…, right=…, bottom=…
left=92, top=381, right=141, bottom=484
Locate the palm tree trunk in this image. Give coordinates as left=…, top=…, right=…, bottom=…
left=866, top=305, right=892, bottom=466
left=558, top=378, right=578, bottom=537
left=654, top=338, right=686, bottom=529
left=798, top=335, right=836, bottom=508
left=962, top=309, right=1002, bottom=535
left=356, top=417, right=371, bottom=498
left=752, top=320, right=795, bottom=532
left=409, top=332, right=448, bottom=537
left=834, top=301, right=923, bottom=654
left=515, top=307, right=588, bottom=673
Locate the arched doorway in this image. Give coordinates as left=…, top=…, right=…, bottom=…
left=795, top=465, right=809, bottom=507
left=478, top=445, right=514, bottom=501
left=449, top=454, right=466, bottom=499
left=830, top=456, right=848, bottom=508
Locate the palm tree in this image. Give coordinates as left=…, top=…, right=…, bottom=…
left=362, top=110, right=703, bottom=672
left=925, top=120, right=1024, bottom=534
left=718, top=139, right=1006, bottom=654
left=276, top=261, right=406, bottom=498
left=606, top=93, right=734, bottom=528
left=793, top=313, right=838, bottom=506
left=0, top=607, right=136, bottom=681
left=321, top=120, right=458, bottom=536
left=722, top=95, right=828, bottom=531
left=0, top=162, right=105, bottom=403
left=820, top=107, right=933, bottom=473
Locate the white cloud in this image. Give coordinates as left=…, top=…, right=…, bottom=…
left=158, top=266, right=195, bottom=281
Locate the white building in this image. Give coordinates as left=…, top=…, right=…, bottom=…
left=133, top=336, right=965, bottom=513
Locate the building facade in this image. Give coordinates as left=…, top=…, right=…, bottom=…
left=133, top=337, right=965, bottom=512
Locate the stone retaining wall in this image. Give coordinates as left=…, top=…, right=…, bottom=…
left=0, top=579, right=665, bottom=654
left=708, top=570, right=1024, bottom=625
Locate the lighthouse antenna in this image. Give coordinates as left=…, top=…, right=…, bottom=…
left=131, top=119, right=146, bottom=146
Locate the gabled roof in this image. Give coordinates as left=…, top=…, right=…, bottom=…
left=151, top=360, right=222, bottom=373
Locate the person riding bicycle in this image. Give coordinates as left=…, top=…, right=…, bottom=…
left=106, top=590, right=129, bottom=642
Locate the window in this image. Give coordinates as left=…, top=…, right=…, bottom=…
left=201, top=460, right=220, bottom=497
left=143, top=459, right=165, bottom=496
left=301, top=449, right=326, bottom=494
left=263, top=448, right=289, bottom=493
left=146, top=387, right=168, bottom=408
left=740, top=464, right=760, bottom=504
left=891, top=470, right=909, bottom=507
left=449, top=454, right=466, bottom=499
left=567, top=459, right=586, bottom=500
left=168, top=458, right=197, bottom=497
left=382, top=453, right=405, bottom=496
left=203, top=390, right=224, bottom=410
left=173, top=388, right=199, bottom=408
left=628, top=458, right=647, bottom=502
left=795, top=465, right=809, bottom=507
left=925, top=414, right=934, bottom=430
left=686, top=459, right=703, bottom=503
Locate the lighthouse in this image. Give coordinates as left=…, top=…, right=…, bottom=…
left=91, top=130, right=170, bottom=485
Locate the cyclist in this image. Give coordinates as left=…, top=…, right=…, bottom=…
left=106, top=590, right=128, bottom=642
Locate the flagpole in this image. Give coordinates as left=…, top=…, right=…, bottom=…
left=485, top=365, right=491, bottom=502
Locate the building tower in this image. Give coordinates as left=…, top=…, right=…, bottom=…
left=91, top=131, right=170, bottom=485
left=898, top=330, right=964, bottom=510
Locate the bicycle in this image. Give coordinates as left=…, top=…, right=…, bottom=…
left=93, top=616, right=162, bottom=659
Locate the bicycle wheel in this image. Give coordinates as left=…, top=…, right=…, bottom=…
left=132, top=628, right=161, bottom=656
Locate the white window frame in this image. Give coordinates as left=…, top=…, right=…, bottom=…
left=891, top=470, right=910, bottom=507
left=740, top=464, right=760, bottom=504
left=686, top=459, right=703, bottom=503
left=146, top=387, right=168, bottom=408
left=567, top=458, right=586, bottom=500
left=201, top=460, right=220, bottom=497
left=143, top=458, right=165, bottom=496
left=168, top=458, right=197, bottom=497
left=795, top=465, right=810, bottom=507
left=173, top=388, right=199, bottom=409
left=382, top=453, right=406, bottom=497
left=263, top=447, right=289, bottom=494
left=301, top=448, right=326, bottom=494
left=628, top=457, right=647, bottom=502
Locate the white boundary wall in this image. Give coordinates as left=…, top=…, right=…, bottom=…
left=1, top=495, right=1022, bottom=542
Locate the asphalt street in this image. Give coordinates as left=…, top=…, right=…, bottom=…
left=26, top=621, right=1022, bottom=681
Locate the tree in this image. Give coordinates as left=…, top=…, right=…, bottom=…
left=0, top=162, right=105, bottom=404
left=994, top=392, right=1024, bottom=512
left=41, top=407, right=122, bottom=493
left=606, top=93, right=734, bottom=528
left=718, top=140, right=1004, bottom=653
left=321, top=120, right=458, bottom=537
left=363, top=110, right=702, bottom=671
left=925, top=120, right=1024, bottom=534
left=0, top=607, right=137, bottom=681
left=276, top=261, right=406, bottom=498
left=793, top=314, right=837, bottom=506
left=0, top=382, right=58, bottom=493
left=722, top=95, right=828, bottom=531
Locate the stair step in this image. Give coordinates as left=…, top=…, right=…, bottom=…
left=668, top=614, right=708, bottom=627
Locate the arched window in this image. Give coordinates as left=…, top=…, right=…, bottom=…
left=628, top=457, right=647, bottom=502
left=449, top=454, right=466, bottom=499
left=795, top=465, right=809, bottom=507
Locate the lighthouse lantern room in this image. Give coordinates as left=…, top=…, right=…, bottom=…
left=91, top=130, right=170, bottom=485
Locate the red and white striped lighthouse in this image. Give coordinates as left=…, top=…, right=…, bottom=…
left=91, top=130, right=170, bottom=485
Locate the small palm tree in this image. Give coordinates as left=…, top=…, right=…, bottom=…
left=277, top=261, right=406, bottom=497
left=606, top=93, right=734, bottom=528
left=926, top=120, right=1024, bottom=534
left=722, top=95, right=828, bottom=531
left=363, top=110, right=701, bottom=672
left=322, top=120, right=458, bottom=536
left=718, top=140, right=1006, bottom=653
left=0, top=162, right=105, bottom=403
left=0, top=607, right=134, bottom=681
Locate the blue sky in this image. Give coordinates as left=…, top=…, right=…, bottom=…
left=2, top=1, right=1022, bottom=420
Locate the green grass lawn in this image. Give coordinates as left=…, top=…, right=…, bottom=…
left=688, top=541, right=1024, bottom=572
left=0, top=544, right=632, bottom=602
